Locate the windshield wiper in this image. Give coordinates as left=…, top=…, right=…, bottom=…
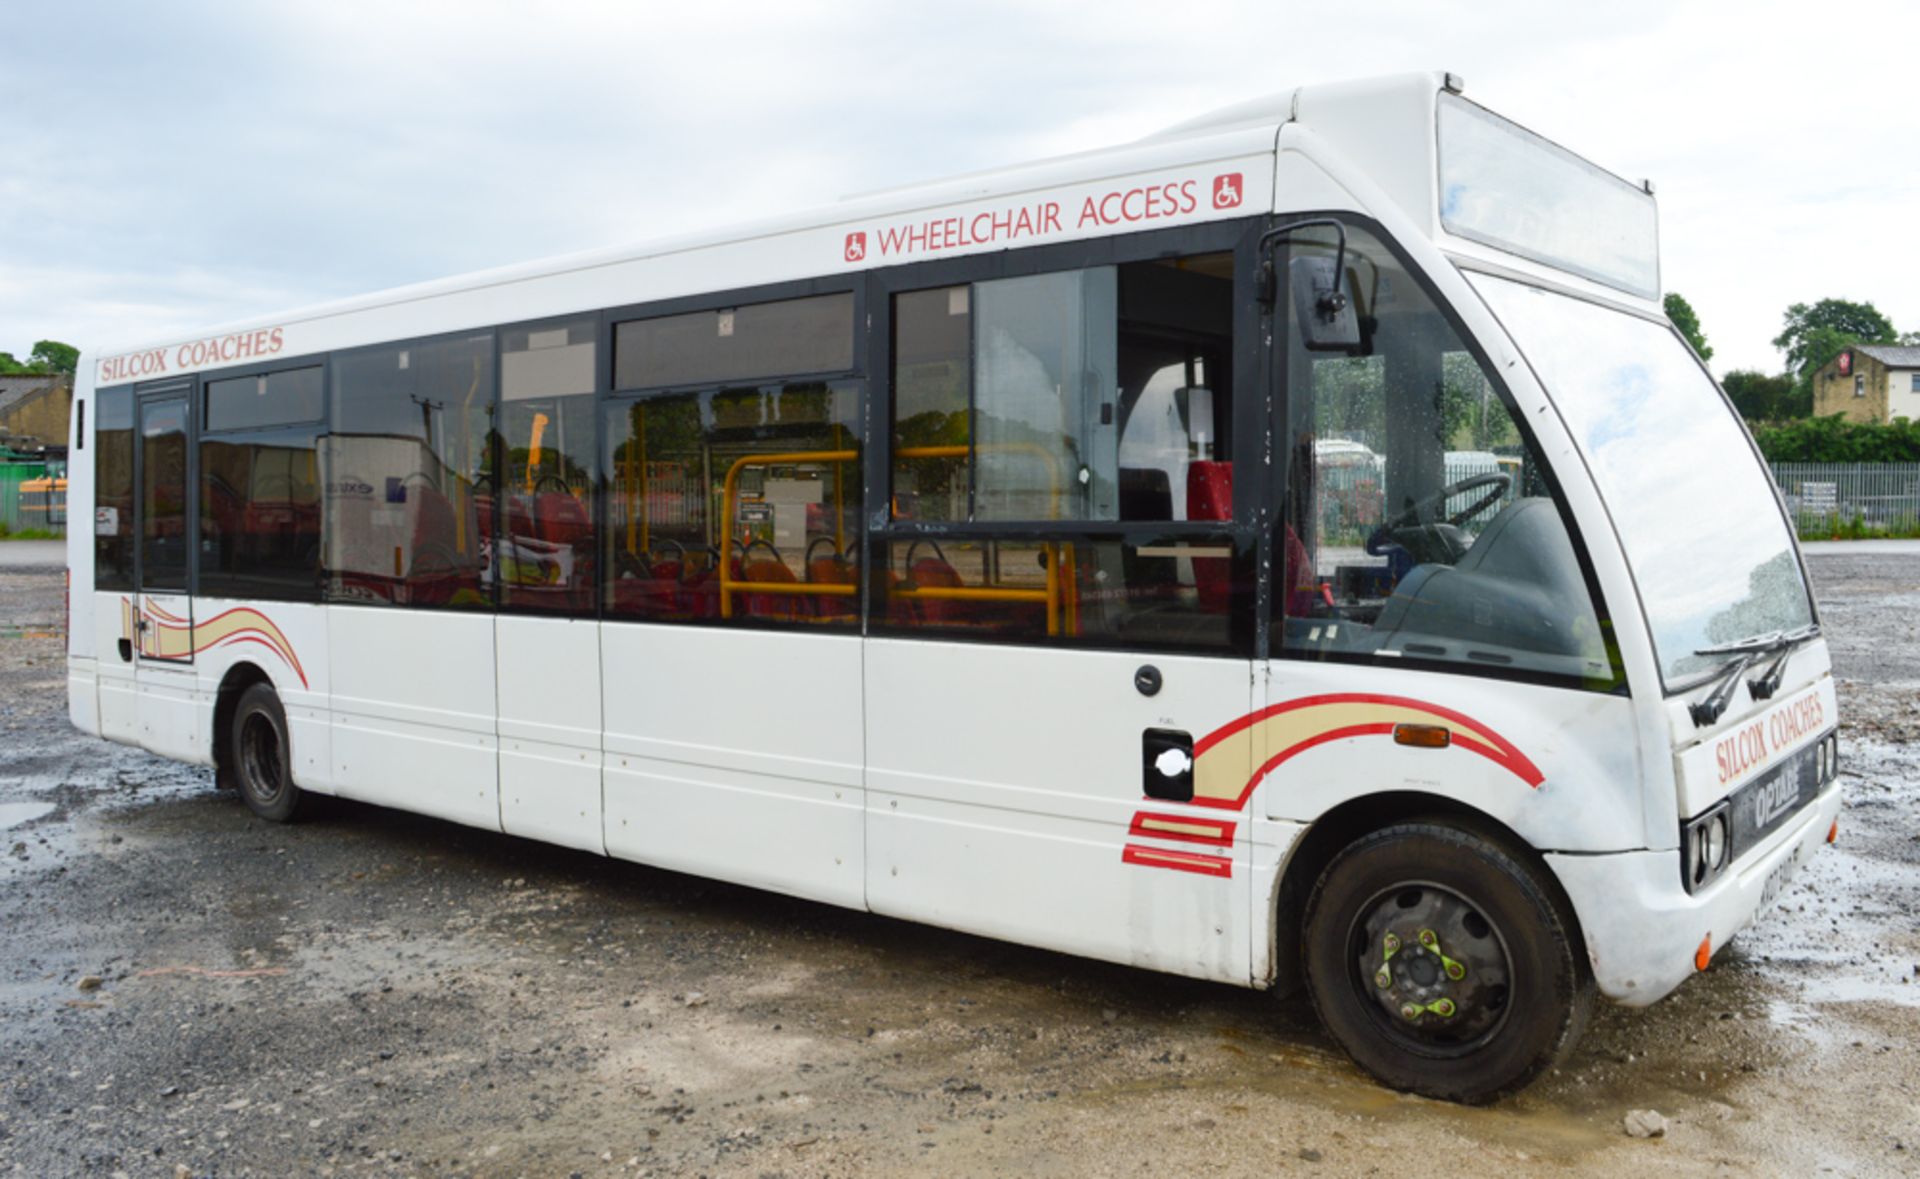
left=1688, top=624, right=1820, bottom=726
left=1746, top=623, right=1820, bottom=700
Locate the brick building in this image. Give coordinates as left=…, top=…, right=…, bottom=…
left=1811, top=344, right=1920, bottom=424
left=0, top=374, right=73, bottom=452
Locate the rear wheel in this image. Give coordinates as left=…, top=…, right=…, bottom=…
left=1301, top=820, right=1592, bottom=1104
left=230, top=683, right=307, bottom=823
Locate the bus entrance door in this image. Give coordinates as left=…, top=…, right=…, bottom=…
left=130, top=388, right=200, bottom=762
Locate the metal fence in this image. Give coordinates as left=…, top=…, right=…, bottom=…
left=0, top=463, right=66, bottom=535
left=1772, top=463, right=1920, bottom=536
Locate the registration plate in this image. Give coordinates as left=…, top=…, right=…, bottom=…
left=1759, top=838, right=1808, bottom=913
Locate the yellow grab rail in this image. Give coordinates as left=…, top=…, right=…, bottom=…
left=719, top=448, right=860, bottom=618
left=714, top=444, right=1081, bottom=635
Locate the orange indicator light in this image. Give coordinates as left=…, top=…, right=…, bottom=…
left=1826, top=819, right=1838, bottom=844
left=1695, top=934, right=1713, bottom=973
left=1392, top=723, right=1451, bottom=749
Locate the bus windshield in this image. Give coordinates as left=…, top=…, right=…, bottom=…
left=1470, top=274, right=1815, bottom=689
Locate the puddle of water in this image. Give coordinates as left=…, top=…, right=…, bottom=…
left=0, top=801, right=54, bottom=829
left=1743, top=734, right=1920, bottom=1010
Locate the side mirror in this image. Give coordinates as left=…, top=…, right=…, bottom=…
left=1289, top=255, right=1361, bottom=352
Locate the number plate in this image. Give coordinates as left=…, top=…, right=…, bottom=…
left=1759, top=839, right=1807, bottom=913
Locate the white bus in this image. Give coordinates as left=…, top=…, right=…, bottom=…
left=65, top=72, right=1841, bottom=1103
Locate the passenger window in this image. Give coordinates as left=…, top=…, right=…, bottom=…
left=324, top=333, right=495, bottom=609
left=602, top=381, right=862, bottom=627
left=204, top=367, right=322, bottom=431
left=499, top=319, right=597, bottom=614
left=1275, top=224, right=1617, bottom=686
left=891, top=257, right=1233, bottom=524
left=199, top=424, right=323, bottom=601
left=94, top=387, right=136, bottom=590
left=614, top=294, right=853, bottom=391
left=882, top=251, right=1245, bottom=650
left=199, top=367, right=325, bottom=601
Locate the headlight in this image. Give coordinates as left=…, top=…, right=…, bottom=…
left=1705, top=811, right=1729, bottom=869
left=1682, top=801, right=1734, bottom=894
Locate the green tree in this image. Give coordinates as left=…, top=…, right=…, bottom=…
left=1721, top=369, right=1804, bottom=423
left=0, top=352, right=29, bottom=375
left=27, top=340, right=77, bottom=374
left=1772, top=299, right=1896, bottom=381
left=1663, top=292, right=1712, bottom=362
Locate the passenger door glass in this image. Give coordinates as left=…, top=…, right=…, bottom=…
left=138, top=395, right=190, bottom=591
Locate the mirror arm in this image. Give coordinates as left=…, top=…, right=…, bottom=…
left=1256, top=217, right=1349, bottom=309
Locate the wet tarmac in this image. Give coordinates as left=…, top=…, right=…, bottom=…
left=1, top=549, right=1916, bottom=1177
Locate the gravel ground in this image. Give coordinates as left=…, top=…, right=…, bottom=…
left=1, top=548, right=1916, bottom=1178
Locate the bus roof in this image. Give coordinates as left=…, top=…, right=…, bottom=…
left=87, top=71, right=1650, bottom=386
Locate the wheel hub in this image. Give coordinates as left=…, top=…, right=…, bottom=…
left=1357, top=885, right=1511, bottom=1047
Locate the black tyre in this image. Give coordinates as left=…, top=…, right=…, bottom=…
left=1301, top=821, right=1592, bottom=1104
left=230, top=682, right=307, bottom=823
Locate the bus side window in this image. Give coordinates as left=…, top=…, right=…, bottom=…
left=325, top=333, right=496, bottom=610
left=600, top=382, right=862, bottom=629
left=500, top=319, right=597, bottom=616
left=198, top=367, right=324, bottom=603
left=880, top=251, right=1247, bottom=651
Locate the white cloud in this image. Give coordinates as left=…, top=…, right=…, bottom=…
left=1, top=0, right=1914, bottom=370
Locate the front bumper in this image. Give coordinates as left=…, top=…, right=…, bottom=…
left=1546, top=780, right=1842, bottom=1006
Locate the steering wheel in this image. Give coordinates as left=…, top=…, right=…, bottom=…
left=1384, top=472, right=1513, bottom=530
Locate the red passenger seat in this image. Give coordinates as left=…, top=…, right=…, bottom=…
left=738, top=550, right=799, bottom=619
left=904, top=544, right=968, bottom=625
left=505, top=493, right=536, bottom=541
left=534, top=492, right=591, bottom=547
left=1187, top=462, right=1233, bottom=612
left=806, top=540, right=858, bottom=620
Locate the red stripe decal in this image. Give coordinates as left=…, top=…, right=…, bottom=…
left=1192, top=693, right=1545, bottom=808
left=212, top=633, right=312, bottom=689
left=1121, top=844, right=1233, bottom=878
left=142, top=597, right=189, bottom=624
left=1127, top=810, right=1236, bottom=847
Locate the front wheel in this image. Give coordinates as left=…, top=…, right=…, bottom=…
left=230, top=682, right=309, bottom=823
left=1302, top=821, right=1592, bottom=1104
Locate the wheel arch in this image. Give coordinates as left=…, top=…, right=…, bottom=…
left=211, top=661, right=277, bottom=791
left=1265, top=791, right=1590, bottom=995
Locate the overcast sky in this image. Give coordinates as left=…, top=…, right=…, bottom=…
left=2, top=0, right=1915, bottom=377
